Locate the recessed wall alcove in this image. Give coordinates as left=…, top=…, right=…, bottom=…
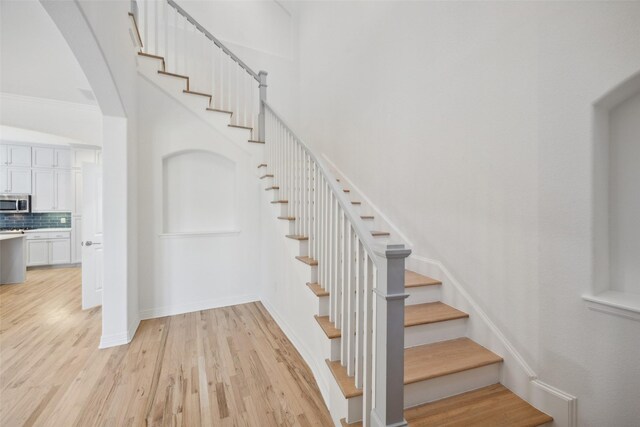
left=162, top=149, right=237, bottom=235
left=585, top=71, right=640, bottom=320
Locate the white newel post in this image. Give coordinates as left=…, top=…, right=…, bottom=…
left=258, top=70, right=268, bottom=142
left=372, top=244, right=411, bottom=427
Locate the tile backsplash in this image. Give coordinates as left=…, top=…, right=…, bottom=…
left=0, top=212, right=72, bottom=229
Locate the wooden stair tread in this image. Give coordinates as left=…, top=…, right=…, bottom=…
left=405, top=338, right=502, bottom=385
left=340, top=384, right=552, bottom=427
left=271, top=200, right=288, bottom=204
left=286, top=235, right=308, bottom=241
left=207, top=107, right=233, bottom=115
left=405, top=270, right=442, bottom=288
left=371, top=230, right=390, bottom=237
left=315, top=303, right=468, bottom=339
left=351, top=201, right=362, bottom=205
left=228, top=124, right=253, bottom=130
left=405, top=302, right=469, bottom=327
left=326, top=360, right=361, bottom=398
left=277, top=216, right=295, bottom=221
left=360, top=215, right=374, bottom=220
left=248, top=140, right=265, bottom=144
left=343, top=189, right=350, bottom=193
left=138, top=51, right=164, bottom=61
left=257, top=163, right=267, bottom=168
left=307, top=282, right=329, bottom=297
left=259, top=174, right=274, bottom=179
left=183, top=89, right=211, bottom=98
left=158, top=70, right=188, bottom=80
left=295, top=256, right=318, bottom=266
left=328, top=338, right=502, bottom=399
left=308, top=270, right=441, bottom=298
left=265, top=186, right=279, bottom=190
left=315, top=315, right=341, bottom=339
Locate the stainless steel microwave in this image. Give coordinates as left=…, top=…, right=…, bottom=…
left=0, top=194, right=30, bottom=213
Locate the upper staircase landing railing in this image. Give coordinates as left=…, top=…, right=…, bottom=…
left=133, top=0, right=268, bottom=141
left=130, top=1, right=410, bottom=425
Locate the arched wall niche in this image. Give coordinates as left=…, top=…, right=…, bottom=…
left=162, top=149, right=237, bottom=235
left=587, top=70, right=640, bottom=320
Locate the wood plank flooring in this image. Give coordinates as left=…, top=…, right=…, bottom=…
left=0, top=267, right=332, bottom=426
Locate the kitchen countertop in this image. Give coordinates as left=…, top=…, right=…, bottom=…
left=0, top=234, right=26, bottom=242
left=23, top=228, right=72, bottom=232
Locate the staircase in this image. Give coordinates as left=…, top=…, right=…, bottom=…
left=128, top=2, right=554, bottom=426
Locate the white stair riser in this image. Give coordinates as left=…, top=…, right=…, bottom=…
left=317, top=295, right=329, bottom=316
left=343, top=364, right=501, bottom=424
left=404, top=318, right=468, bottom=348
left=313, top=287, right=443, bottom=316
left=404, top=363, right=501, bottom=409
left=406, top=285, right=442, bottom=305
left=320, top=318, right=467, bottom=360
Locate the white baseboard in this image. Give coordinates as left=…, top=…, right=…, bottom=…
left=261, top=298, right=331, bottom=405
left=138, top=294, right=260, bottom=320
left=99, top=315, right=140, bottom=349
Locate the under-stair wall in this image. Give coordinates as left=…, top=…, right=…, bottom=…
left=136, top=75, right=263, bottom=318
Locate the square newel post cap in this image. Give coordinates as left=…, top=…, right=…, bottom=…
left=374, top=243, right=411, bottom=259
left=258, top=70, right=268, bottom=87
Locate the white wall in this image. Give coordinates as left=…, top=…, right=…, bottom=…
left=43, top=0, right=141, bottom=346
left=609, top=91, right=640, bottom=295
left=137, top=76, right=262, bottom=318
left=296, top=2, right=640, bottom=425
left=179, top=0, right=300, bottom=127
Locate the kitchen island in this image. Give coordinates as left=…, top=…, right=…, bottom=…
left=0, top=234, right=27, bottom=285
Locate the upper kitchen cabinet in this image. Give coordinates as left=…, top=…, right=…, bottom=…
left=0, top=144, right=32, bottom=167
left=72, top=148, right=98, bottom=169
left=32, top=169, right=71, bottom=212
left=32, top=147, right=71, bottom=169
left=0, top=167, right=32, bottom=194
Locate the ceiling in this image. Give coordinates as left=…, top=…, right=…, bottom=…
left=0, top=0, right=97, bottom=105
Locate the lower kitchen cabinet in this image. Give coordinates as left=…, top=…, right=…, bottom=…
left=26, top=240, right=49, bottom=266
left=26, top=231, right=72, bottom=266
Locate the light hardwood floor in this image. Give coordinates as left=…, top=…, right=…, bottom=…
left=0, top=268, right=333, bottom=426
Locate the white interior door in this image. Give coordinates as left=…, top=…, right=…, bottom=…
left=81, top=163, right=103, bottom=309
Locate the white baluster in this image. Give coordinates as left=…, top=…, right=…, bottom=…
left=355, top=238, right=364, bottom=388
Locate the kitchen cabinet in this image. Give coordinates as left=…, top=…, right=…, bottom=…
left=32, top=147, right=71, bottom=169
left=71, top=216, right=82, bottom=263
left=0, top=145, right=32, bottom=167
left=72, top=148, right=97, bottom=169
left=72, top=170, right=83, bottom=214
left=26, top=231, right=71, bottom=266
left=26, top=240, right=49, bottom=266
left=0, top=167, right=32, bottom=194
left=32, top=169, right=71, bottom=212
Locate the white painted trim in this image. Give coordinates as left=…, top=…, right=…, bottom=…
left=139, top=294, right=259, bottom=320
left=583, top=291, right=640, bottom=321
left=98, top=313, right=140, bottom=349
left=321, top=154, right=414, bottom=248
left=158, top=230, right=241, bottom=239
left=0, top=92, right=100, bottom=113
left=99, top=331, right=129, bottom=349
left=530, top=380, right=578, bottom=427
left=261, top=298, right=331, bottom=405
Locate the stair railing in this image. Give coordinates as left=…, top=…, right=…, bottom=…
left=264, top=102, right=411, bottom=427
left=131, top=1, right=410, bottom=424
left=133, top=0, right=267, bottom=141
